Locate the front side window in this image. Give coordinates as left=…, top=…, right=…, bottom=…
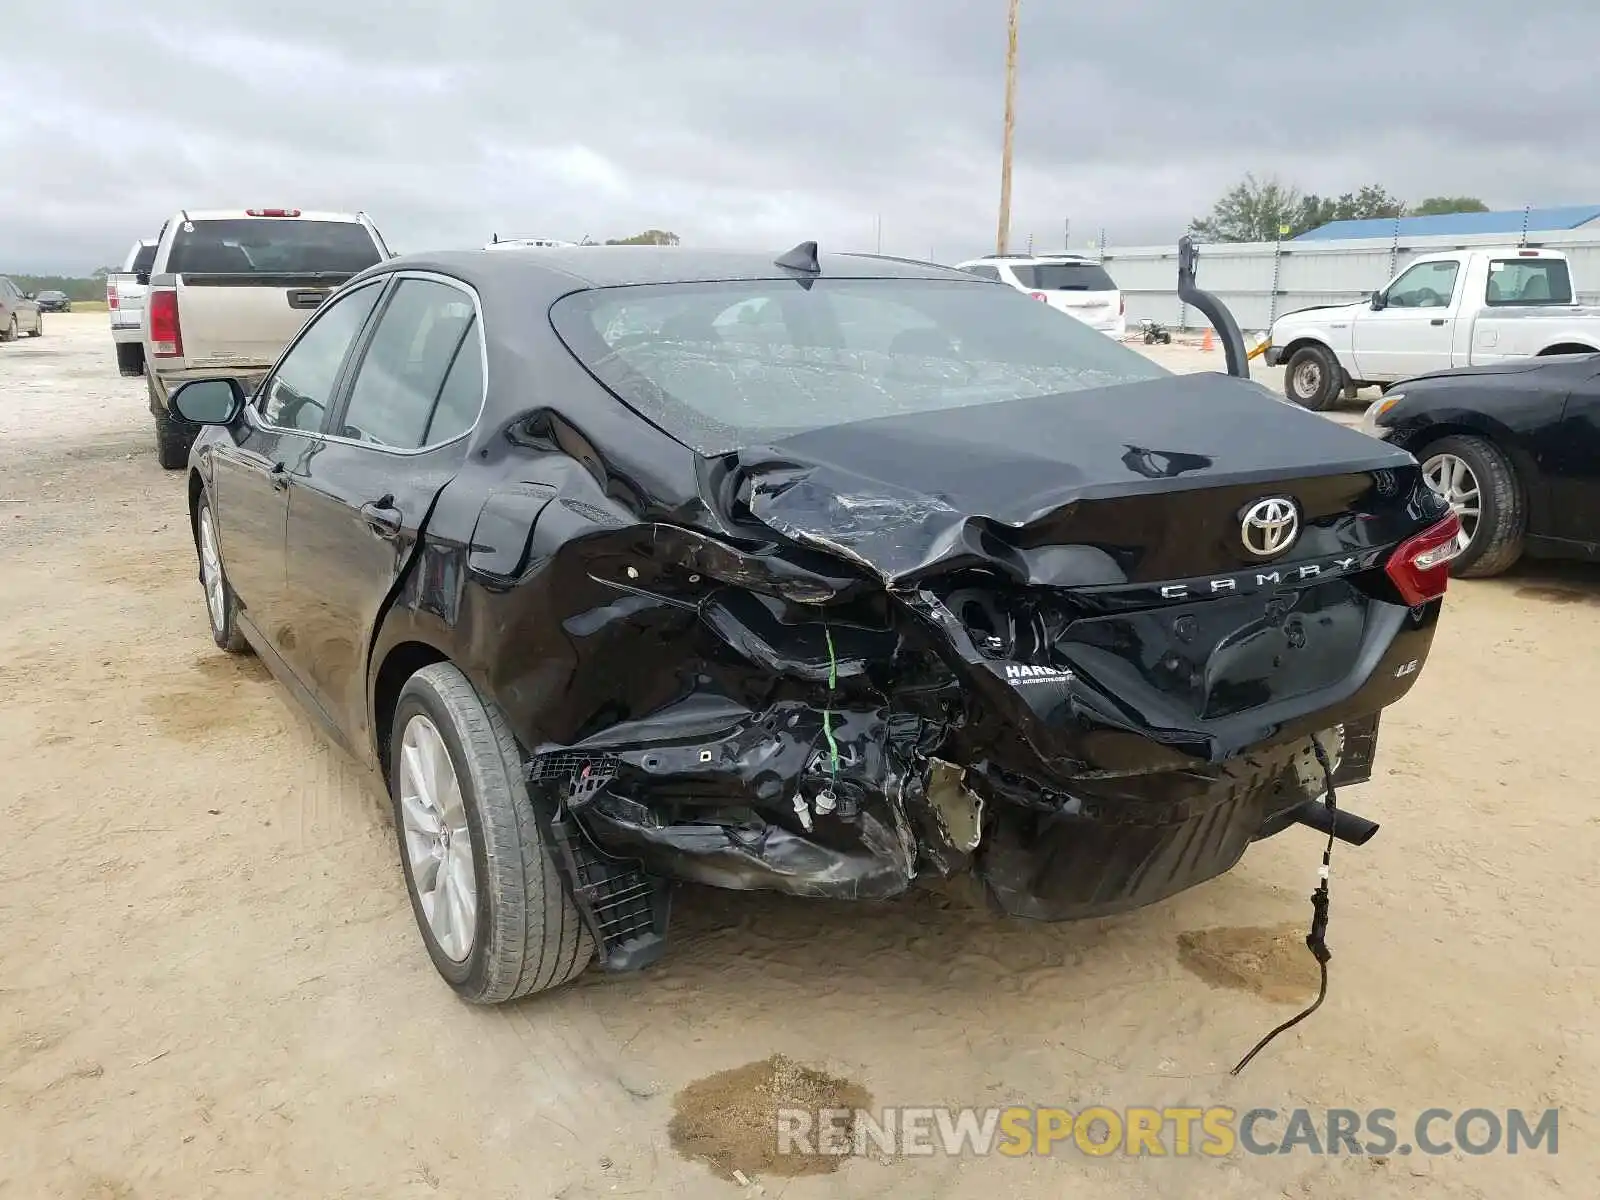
left=1385, top=261, right=1460, bottom=309
left=550, top=276, right=1169, bottom=455
left=338, top=279, right=478, bottom=450
left=258, top=281, right=383, bottom=433
left=1486, top=259, right=1573, bottom=306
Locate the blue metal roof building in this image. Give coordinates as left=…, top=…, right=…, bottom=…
left=1295, top=204, right=1600, bottom=241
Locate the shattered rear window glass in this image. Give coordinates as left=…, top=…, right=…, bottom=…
left=548, top=277, right=1169, bottom=455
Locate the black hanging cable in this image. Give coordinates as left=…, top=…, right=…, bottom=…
left=1230, top=738, right=1338, bottom=1076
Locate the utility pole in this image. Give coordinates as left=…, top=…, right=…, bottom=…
left=996, top=0, right=1020, bottom=256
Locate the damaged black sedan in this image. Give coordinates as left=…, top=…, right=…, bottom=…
left=171, top=243, right=1461, bottom=1003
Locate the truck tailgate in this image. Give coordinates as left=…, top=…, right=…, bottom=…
left=176, top=277, right=337, bottom=369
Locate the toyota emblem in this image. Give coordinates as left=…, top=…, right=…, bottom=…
left=1240, top=497, right=1299, bottom=558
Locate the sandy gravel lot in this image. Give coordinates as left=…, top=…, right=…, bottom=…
left=1, top=314, right=1593, bottom=1199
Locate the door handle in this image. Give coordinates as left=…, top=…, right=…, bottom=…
left=1430, top=318, right=1447, bottom=326
left=269, top=462, right=288, bottom=491
left=359, top=497, right=402, bottom=539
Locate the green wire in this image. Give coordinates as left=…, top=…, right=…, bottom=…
left=822, top=626, right=841, bottom=776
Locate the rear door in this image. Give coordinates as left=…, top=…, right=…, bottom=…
left=207, top=279, right=386, bottom=651
left=281, top=273, right=484, bottom=748
left=169, top=216, right=385, bottom=369
left=1351, top=258, right=1464, bottom=380
left=1013, top=260, right=1122, bottom=333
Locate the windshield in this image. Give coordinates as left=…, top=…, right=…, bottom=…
left=1013, top=262, right=1117, bottom=292
left=168, top=219, right=382, bottom=275
left=549, top=277, right=1167, bottom=455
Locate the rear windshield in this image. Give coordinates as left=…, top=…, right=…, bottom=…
left=1485, top=258, right=1573, bottom=306
left=1012, top=262, right=1117, bottom=292
left=549, top=277, right=1168, bottom=455
left=130, top=244, right=157, bottom=274
left=167, top=219, right=382, bottom=276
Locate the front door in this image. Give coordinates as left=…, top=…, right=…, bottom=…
left=1350, top=258, right=1464, bottom=381
left=1540, top=361, right=1600, bottom=548
left=208, top=279, right=386, bottom=653
left=282, top=274, right=485, bottom=752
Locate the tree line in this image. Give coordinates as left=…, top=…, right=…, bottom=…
left=1190, top=175, right=1490, bottom=242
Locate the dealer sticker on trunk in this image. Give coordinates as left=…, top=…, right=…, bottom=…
left=1001, top=663, right=1075, bottom=685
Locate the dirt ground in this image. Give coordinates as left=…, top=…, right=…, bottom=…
left=2, top=314, right=1593, bottom=1199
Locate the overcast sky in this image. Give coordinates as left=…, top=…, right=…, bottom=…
left=5, top=0, right=1600, bottom=274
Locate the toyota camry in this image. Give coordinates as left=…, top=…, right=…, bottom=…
left=168, top=243, right=1460, bottom=1003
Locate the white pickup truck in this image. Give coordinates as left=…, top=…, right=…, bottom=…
left=1264, top=248, right=1600, bottom=409
left=143, top=208, right=392, bottom=467
left=106, top=238, right=158, bottom=377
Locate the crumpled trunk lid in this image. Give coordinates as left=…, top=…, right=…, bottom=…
left=732, top=373, right=1441, bottom=764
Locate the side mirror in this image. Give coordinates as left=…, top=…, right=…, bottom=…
left=170, top=378, right=245, bottom=425
left=22, top=292, right=34, bottom=301
left=1370, top=292, right=1387, bottom=311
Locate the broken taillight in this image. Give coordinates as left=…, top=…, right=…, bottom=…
left=1384, top=513, right=1463, bottom=606
left=148, top=289, right=183, bottom=358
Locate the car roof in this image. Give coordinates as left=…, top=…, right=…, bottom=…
left=178, top=209, right=367, bottom=223
left=368, top=245, right=977, bottom=290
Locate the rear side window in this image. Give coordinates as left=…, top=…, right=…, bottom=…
left=1486, top=259, right=1573, bottom=306
left=168, top=219, right=382, bottom=275
left=131, top=244, right=157, bottom=273
left=1012, top=262, right=1117, bottom=291
left=337, top=279, right=478, bottom=450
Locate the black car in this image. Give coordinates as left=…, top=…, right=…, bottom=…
left=34, top=290, right=71, bottom=313
left=169, top=244, right=1459, bottom=1003
left=1364, top=353, right=1600, bottom=577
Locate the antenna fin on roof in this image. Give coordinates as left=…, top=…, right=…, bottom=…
left=774, top=241, right=820, bottom=273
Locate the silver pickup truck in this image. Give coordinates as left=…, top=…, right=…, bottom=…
left=143, top=208, right=392, bottom=467
left=107, top=238, right=158, bottom=377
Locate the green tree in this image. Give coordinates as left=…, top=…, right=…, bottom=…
left=1195, top=178, right=1414, bottom=241
left=604, top=229, right=680, bottom=246
left=1408, top=196, right=1489, bottom=217
left=1189, top=174, right=1306, bottom=242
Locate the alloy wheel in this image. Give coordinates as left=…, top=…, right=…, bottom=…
left=1421, top=452, right=1479, bottom=553
left=398, top=715, right=478, bottom=962
left=198, top=508, right=227, bottom=635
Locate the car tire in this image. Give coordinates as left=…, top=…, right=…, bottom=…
left=1284, top=344, right=1343, bottom=410
left=150, top=372, right=196, bottom=470
left=390, top=662, right=594, bottom=1004
left=1, top=315, right=15, bottom=342
left=1419, top=434, right=1525, bottom=578
left=115, top=343, right=145, bottom=377
left=194, top=493, right=250, bottom=653
left=28, top=315, right=41, bottom=338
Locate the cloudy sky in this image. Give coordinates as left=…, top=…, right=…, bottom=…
left=4, top=0, right=1600, bottom=274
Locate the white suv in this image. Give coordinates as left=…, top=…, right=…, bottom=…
left=953, top=254, right=1126, bottom=337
